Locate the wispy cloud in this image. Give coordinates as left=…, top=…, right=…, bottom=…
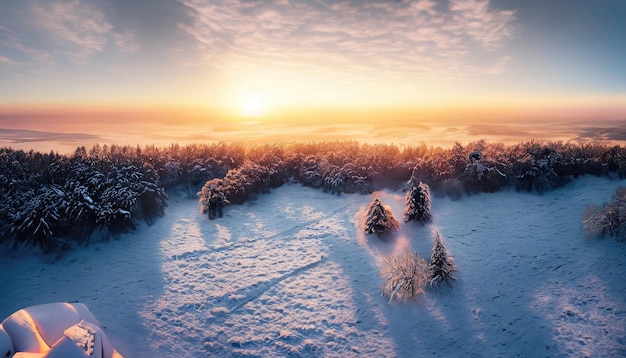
left=0, top=128, right=99, bottom=143
left=0, top=55, right=19, bottom=65
left=484, top=55, right=513, bottom=75
left=114, top=31, right=140, bottom=53
left=448, top=0, right=515, bottom=50
left=0, top=25, right=55, bottom=65
left=178, top=0, right=516, bottom=82
left=30, top=0, right=113, bottom=64
left=0, top=1, right=140, bottom=73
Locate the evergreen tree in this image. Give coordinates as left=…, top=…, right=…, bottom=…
left=429, top=229, right=457, bottom=287
left=198, top=179, right=229, bottom=219
left=364, top=197, right=400, bottom=236
left=403, top=178, right=432, bottom=224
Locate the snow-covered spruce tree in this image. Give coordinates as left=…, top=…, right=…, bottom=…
left=380, top=247, right=428, bottom=303
left=429, top=229, right=457, bottom=287
left=95, top=164, right=148, bottom=235
left=185, top=158, right=228, bottom=189
left=338, top=163, right=369, bottom=194
left=133, top=165, right=168, bottom=223
left=159, top=160, right=182, bottom=189
left=364, top=197, right=400, bottom=236
left=62, top=181, right=98, bottom=243
left=403, top=178, right=432, bottom=224
left=322, top=163, right=370, bottom=195
left=299, top=156, right=326, bottom=188
left=12, top=185, right=66, bottom=252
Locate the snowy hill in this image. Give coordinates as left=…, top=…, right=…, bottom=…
left=1, top=175, right=625, bottom=357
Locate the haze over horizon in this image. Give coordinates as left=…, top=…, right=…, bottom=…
left=1, top=0, right=625, bottom=152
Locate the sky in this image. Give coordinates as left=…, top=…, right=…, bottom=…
left=0, top=0, right=625, bottom=151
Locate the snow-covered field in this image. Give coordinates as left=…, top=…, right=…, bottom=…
left=2, top=175, right=626, bottom=357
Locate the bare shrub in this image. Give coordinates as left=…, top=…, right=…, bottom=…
left=582, top=204, right=606, bottom=239
left=582, top=187, right=626, bottom=241
left=380, top=248, right=428, bottom=303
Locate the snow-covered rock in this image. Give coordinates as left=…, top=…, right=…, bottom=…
left=0, top=303, right=122, bottom=358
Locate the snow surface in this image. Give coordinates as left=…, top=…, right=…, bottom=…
left=1, top=175, right=626, bottom=357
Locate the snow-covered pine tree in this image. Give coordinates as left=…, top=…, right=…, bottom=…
left=13, top=185, right=66, bottom=252
left=403, top=178, right=432, bottom=224
left=299, top=156, right=326, bottom=188
left=198, top=179, right=229, bottom=219
left=364, top=197, right=400, bottom=236
left=429, top=229, right=457, bottom=286
left=159, top=160, right=182, bottom=189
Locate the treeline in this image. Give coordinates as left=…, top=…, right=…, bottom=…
left=0, top=142, right=246, bottom=251
left=0, top=147, right=168, bottom=252
left=2, top=140, right=626, bottom=250
left=411, top=140, right=626, bottom=196
left=198, top=140, right=626, bottom=217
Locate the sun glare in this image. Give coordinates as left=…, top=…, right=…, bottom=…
left=243, top=97, right=263, bottom=117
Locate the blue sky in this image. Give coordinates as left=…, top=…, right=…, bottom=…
left=498, top=0, right=626, bottom=93
left=0, top=0, right=624, bottom=125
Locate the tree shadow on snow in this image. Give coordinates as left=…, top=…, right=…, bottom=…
left=329, top=190, right=557, bottom=357
left=0, top=194, right=182, bottom=357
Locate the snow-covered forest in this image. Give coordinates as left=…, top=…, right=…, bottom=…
left=2, top=139, right=626, bottom=357
left=2, top=140, right=626, bottom=252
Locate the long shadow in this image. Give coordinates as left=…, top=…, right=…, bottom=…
left=0, top=194, right=193, bottom=357
left=137, top=184, right=346, bottom=356
left=417, top=179, right=626, bottom=357
left=91, top=178, right=626, bottom=357
left=326, top=189, right=557, bottom=357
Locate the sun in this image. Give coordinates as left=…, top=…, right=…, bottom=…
left=242, top=96, right=264, bottom=117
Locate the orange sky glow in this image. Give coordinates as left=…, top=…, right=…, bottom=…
left=1, top=98, right=625, bottom=154
left=1, top=0, right=625, bottom=153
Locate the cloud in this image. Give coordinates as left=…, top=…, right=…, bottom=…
left=0, top=1, right=141, bottom=72
left=178, top=0, right=516, bottom=82
left=30, top=0, right=113, bottom=63
left=577, top=126, right=626, bottom=142
left=30, top=0, right=113, bottom=64
left=448, top=0, right=515, bottom=50
left=114, top=31, right=140, bottom=53
left=0, top=55, right=19, bottom=65
left=0, top=25, right=55, bottom=65
left=0, top=128, right=99, bottom=143
left=484, top=55, right=513, bottom=75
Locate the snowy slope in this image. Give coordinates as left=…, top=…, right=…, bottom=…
left=1, top=176, right=626, bottom=357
